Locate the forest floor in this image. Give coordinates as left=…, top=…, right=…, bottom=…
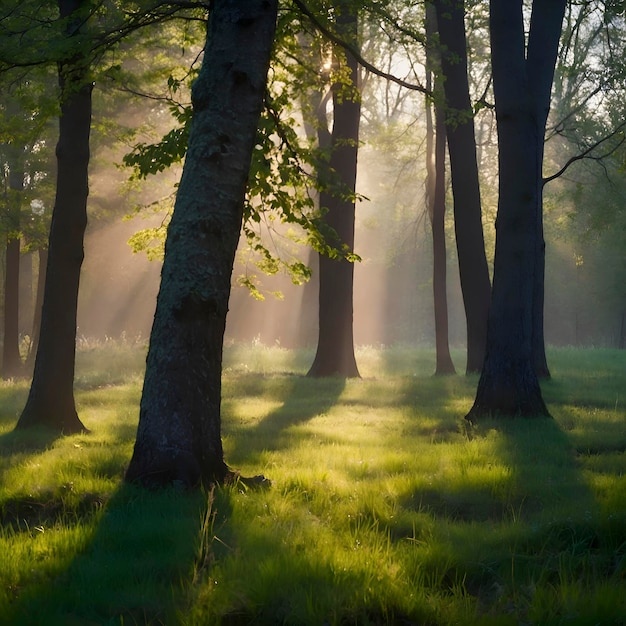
left=0, top=342, right=625, bottom=625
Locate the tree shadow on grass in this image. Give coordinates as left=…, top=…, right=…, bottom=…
left=388, top=372, right=477, bottom=444
left=396, top=413, right=626, bottom=619
left=2, top=483, right=225, bottom=626
left=399, top=416, right=598, bottom=527
left=224, top=375, right=346, bottom=466
left=0, top=427, right=61, bottom=456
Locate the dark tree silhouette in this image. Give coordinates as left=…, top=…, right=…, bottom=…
left=307, top=0, right=361, bottom=378
left=467, top=0, right=565, bottom=420
left=2, top=149, right=23, bottom=380
left=433, top=0, right=491, bottom=374
left=425, top=2, right=456, bottom=376
left=125, top=0, right=278, bottom=488
left=16, top=0, right=92, bottom=433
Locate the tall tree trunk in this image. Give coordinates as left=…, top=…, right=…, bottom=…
left=425, top=2, right=456, bottom=376
left=433, top=0, right=492, bottom=374
left=529, top=0, right=562, bottom=380
left=307, top=1, right=360, bottom=378
left=16, top=0, right=91, bottom=433
left=431, top=106, right=456, bottom=375
left=467, top=0, right=565, bottom=420
left=2, top=236, right=21, bottom=379
left=2, top=161, right=23, bottom=379
left=125, top=0, right=278, bottom=488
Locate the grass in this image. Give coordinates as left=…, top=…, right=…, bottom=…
left=0, top=342, right=625, bottom=624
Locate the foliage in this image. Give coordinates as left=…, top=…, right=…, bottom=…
left=121, top=3, right=377, bottom=295
left=1, top=344, right=625, bottom=623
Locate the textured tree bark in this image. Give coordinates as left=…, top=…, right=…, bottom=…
left=125, top=0, right=278, bottom=488
left=433, top=0, right=492, bottom=374
left=467, top=0, right=565, bottom=420
left=16, top=0, right=91, bottom=433
left=307, top=1, right=360, bottom=378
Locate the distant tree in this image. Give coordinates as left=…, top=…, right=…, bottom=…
left=307, top=0, right=361, bottom=378
left=424, top=2, right=455, bottom=376
left=433, top=0, right=491, bottom=374
left=467, top=0, right=566, bottom=420
left=16, top=0, right=94, bottom=432
left=125, top=0, right=278, bottom=487
left=1, top=137, right=24, bottom=380
left=0, top=75, right=55, bottom=379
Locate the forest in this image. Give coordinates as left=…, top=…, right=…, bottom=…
left=0, top=0, right=625, bottom=624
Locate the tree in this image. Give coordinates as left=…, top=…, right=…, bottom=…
left=2, top=143, right=24, bottom=379
left=307, top=0, right=361, bottom=378
left=425, top=2, right=455, bottom=375
left=433, top=0, right=491, bottom=374
left=0, top=73, right=55, bottom=379
left=467, top=0, right=566, bottom=420
left=125, top=0, right=278, bottom=488
left=16, top=0, right=93, bottom=433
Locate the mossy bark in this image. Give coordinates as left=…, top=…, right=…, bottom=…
left=125, top=0, right=278, bottom=488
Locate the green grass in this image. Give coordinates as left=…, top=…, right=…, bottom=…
left=1, top=343, right=625, bottom=624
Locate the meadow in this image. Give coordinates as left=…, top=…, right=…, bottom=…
left=0, top=341, right=625, bottom=625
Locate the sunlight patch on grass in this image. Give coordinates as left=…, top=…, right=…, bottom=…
left=1, top=345, right=626, bottom=624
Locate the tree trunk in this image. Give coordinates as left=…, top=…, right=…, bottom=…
left=467, top=0, right=564, bottom=420
left=125, top=0, right=278, bottom=488
left=425, top=2, right=456, bottom=376
left=433, top=0, right=492, bottom=374
left=3, top=235, right=22, bottom=379
left=2, top=153, right=24, bottom=379
left=307, top=1, right=360, bottom=378
left=532, top=187, right=550, bottom=378
left=431, top=106, right=456, bottom=375
left=16, top=0, right=91, bottom=433
left=528, top=1, right=565, bottom=380
left=25, top=247, right=47, bottom=372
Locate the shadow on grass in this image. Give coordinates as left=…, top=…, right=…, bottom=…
left=0, top=426, right=61, bottom=456
left=398, top=416, right=598, bottom=525
left=2, top=483, right=222, bottom=626
left=391, top=372, right=477, bottom=443
left=225, top=375, right=346, bottom=465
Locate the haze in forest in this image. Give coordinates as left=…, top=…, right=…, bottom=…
left=75, top=138, right=622, bottom=351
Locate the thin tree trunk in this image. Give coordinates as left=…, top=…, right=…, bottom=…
left=3, top=236, right=21, bottom=378
left=25, top=247, right=47, bottom=371
left=16, top=0, right=91, bottom=433
left=433, top=0, right=492, bottom=374
left=308, top=1, right=360, bottom=378
left=425, top=2, right=456, bottom=376
left=527, top=0, right=566, bottom=379
left=2, top=155, right=24, bottom=379
left=431, top=106, right=456, bottom=375
left=125, top=0, right=278, bottom=488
